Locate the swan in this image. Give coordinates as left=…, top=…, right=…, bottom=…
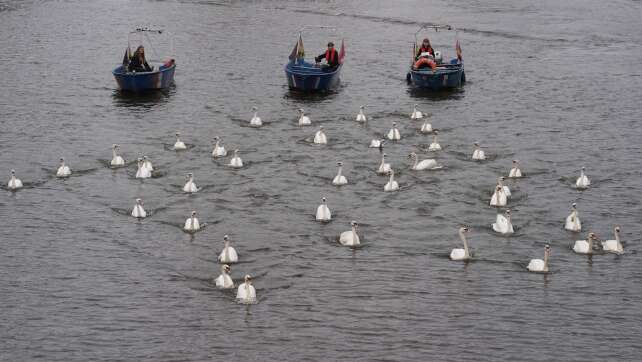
left=183, top=172, right=198, bottom=193
left=564, top=203, right=582, bottom=232
left=575, top=167, right=590, bottom=189
left=369, top=139, right=385, bottom=149
left=228, top=149, right=243, bottom=168
left=142, top=156, right=154, bottom=172
left=110, top=144, right=125, bottom=167
left=490, top=185, right=507, bottom=207
left=183, top=211, right=201, bottom=232
left=135, top=158, right=151, bottom=179
left=573, top=232, right=597, bottom=254
left=7, top=170, right=23, bottom=190
left=527, top=244, right=551, bottom=272
left=492, top=209, right=514, bottom=235
left=450, top=227, right=472, bottom=261
left=384, top=170, right=399, bottom=192
left=602, top=226, right=623, bottom=254
left=332, top=162, right=348, bottom=185
left=298, top=108, right=311, bottom=126
left=409, top=152, right=439, bottom=170
left=387, top=122, right=401, bottom=141
left=215, top=264, right=234, bottom=289
left=420, top=120, right=432, bottom=133
left=429, top=131, right=442, bottom=151
left=377, top=153, right=392, bottom=175
left=508, top=160, right=522, bottom=178
left=173, top=132, right=187, bottom=151
left=56, top=158, right=71, bottom=177
left=472, top=142, right=486, bottom=160
left=410, top=104, right=423, bottom=119
left=339, top=221, right=360, bottom=246
left=314, top=126, right=327, bottom=144
left=249, top=106, right=262, bottom=127
left=236, top=275, right=257, bottom=304
left=131, top=198, right=147, bottom=218
left=212, top=136, right=227, bottom=158
left=315, top=197, right=332, bottom=222
left=356, top=105, right=367, bottom=122
left=218, top=235, right=238, bottom=263
left=497, top=176, right=511, bottom=198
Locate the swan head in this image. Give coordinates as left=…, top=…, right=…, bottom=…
left=175, top=131, right=181, bottom=137
left=319, top=125, right=324, bottom=131
left=500, top=176, right=506, bottom=181
left=615, top=226, right=620, bottom=233
left=222, top=264, right=231, bottom=273
left=544, top=244, right=551, bottom=255
left=382, top=153, right=387, bottom=159
left=214, top=136, right=220, bottom=141
left=495, top=185, right=502, bottom=191
left=474, top=142, right=480, bottom=148
left=433, top=130, right=439, bottom=135
left=505, top=209, right=511, bottom=216
left=234, top=149, right=239, bottom=154
left=10, top=169, right=16, bottom=175
left=298, top=108, right=304, bottom=114
left=414, top=103, right=419, bottom=108
left=588, top=232, right=597, bottom=240
left=512, top=159, right=519, bottom=165
left=191, top=211, right=197, bottom=217
left=322, top=197, right=327, bottom=203
left=581, top=166, right=585, bottom=171
left=337, top=161, right=343, bottom=166
left=244, top=275, right=252, bottom=284
left=137, top=157, right=143, bottom=163
left=392, top=122, right=397, bottom=127
left=112, top=144, right=119, bottom=149
left=186, top=172, right=193, bottom=179
left=143, top=156, right=149, bottom=161
left=135, top=198, right=142, bottom=205
left=571, top=202, right=577, bottom=210
left=360, top=105, right=365, bottom=110
left=59, top=157, right=65, bottom=164
left=350, top=220, right=358, bottom=228
left=408, top=152, right=417, bottom=159
left=459, top=226, right=470, bottom=234
left=251, top=106, right=257, bottom=111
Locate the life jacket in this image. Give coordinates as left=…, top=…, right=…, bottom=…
left=414, top=57, right=436, bottom=70
left=325, top=48, right=338, bottom=64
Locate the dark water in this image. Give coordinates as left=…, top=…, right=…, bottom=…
left=1, top=0, right=641, bottom=361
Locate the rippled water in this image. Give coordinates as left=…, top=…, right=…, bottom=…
left=1, top=0, right=641, bottom=361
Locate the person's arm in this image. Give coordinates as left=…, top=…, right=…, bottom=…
left=315, top=52, right=326, bottom=63
left=143, top=60, right=152, bottom=72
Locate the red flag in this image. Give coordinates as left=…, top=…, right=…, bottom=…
left=338, top=39, right=346, bottom=64
left=456, top=39, right=463, bottom=61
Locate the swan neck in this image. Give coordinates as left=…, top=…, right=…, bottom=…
left=337, top=166, right=343, bottom=176
left=615, top=229, right=620, bottom=242
left=543, top=250, right=549, bottom=268
left=412, top=155, right=418, bottom=167
left=460, top=231, right=469, bottom=256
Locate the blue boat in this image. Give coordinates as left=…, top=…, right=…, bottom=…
left=112, top=28, right=176, bottom=92
left=406, top=25, right=466, bottom=90
left=284, top=28, right=345, bottom=92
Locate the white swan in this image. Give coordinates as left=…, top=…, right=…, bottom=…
left=135, top=158, right=151, bottom=179
left=236, top=275, right=257, bottom=304
left=384, top=169, right=399, bottom=192
left=315, top=197, right=332, bottom=222
left=492, top=209, right=514, bottom=235
left=409, top=152, right=439, bottom=170
left=332, top=162, right=348, bottom=186
left=131, top=198, right=147, bottom=218
left=472, top=142, right=486, bottom=160
left=339, top=221, right=360, bottom=246
left=387, top=122, right=401, bottom=141
left=7, top=170, right=23, bottom=190
left=298, top=108, right=311, bottom=126
left=497, top=176, right=511, bottom=198
left=420, top=120, right=432, bottom=133
left=508, top=160, right=522, bottom=178
left=450, top=227, right=472, bottom=261
left=142, top=156, right=154, bottom=172
left=314, top=126, right=327, bottom=144
left=564, top=203, right=582, bottom=232
left=369, top=139, right=385, bottom=149
left=428, top=130, right=442, bottom=151
left=215, top=264, right=234, bottom=289
left=228, top=149, right=243, bottom=168
left=490, top=185, right=507, bottom=207
left=56, top=158, right=71, bottom=177
left=212, top=136, right=227, bottom=158
left=410, top=104, right=423, bottom=119
left=602, top=226, right=623, bottom=254
left=110, top=144, right=125, bottom=167
left=575, top=167, right=590, bottom=189
left=527, top=244, right=551, bottom=272
left=377, top=153, right=392, bottom=175
left=218, top=235, right=238, bottom=263
left=356, top=105, right=367, bottom=122
left=249, top=106, right=262, bottom=127
left=573, top=232, right=597, bottom=254
left=183, top=211, right=201, bottom=232
left=173, top=131, right=187, bottom=151
left=183, top=173, right=198, bottom=193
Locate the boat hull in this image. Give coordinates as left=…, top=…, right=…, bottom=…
left=408, top=62, right=465, bottom=90
left=112, top=63, right=175, bottom=92
left=284, top=62, right=341, bottom=92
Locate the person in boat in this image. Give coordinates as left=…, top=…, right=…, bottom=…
left=414, top=52, right=436, bottom=71
left=415, top=38, right=435, bottom=59
left=315, top=42, right=339, bottom=69
left=128, top=45, right=153, bottom=72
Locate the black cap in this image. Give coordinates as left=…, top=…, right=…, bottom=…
left=328, top=41, right=334, bottom=47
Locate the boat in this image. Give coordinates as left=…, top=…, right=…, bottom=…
left=406, top=25, right=465, bottom=90
left=112, top=28, right=176, bottom=92
left=284, top=27, right=345, bottom=92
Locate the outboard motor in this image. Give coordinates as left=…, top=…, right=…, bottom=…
left=434, top=51, right=443, bottom=64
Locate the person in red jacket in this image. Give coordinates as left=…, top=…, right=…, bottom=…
left=315, top=42, right=339, bottom=69
left=415, top=38, right=435, bottom=60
